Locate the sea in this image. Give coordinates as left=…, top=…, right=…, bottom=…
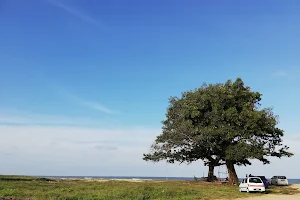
left=40, top=176, right=300, bottom=184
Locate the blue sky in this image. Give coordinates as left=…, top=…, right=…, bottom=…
left=0, top=0, right=300, bottom=178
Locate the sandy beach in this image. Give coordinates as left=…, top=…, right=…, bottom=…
left=237, top=184, right=300, bottom=200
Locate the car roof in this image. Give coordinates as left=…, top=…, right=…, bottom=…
left=248, top=177, right=262, bottom=179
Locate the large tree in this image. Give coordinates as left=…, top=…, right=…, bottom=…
left=143, top=78, right=293, bottom=184
left=144, top=136, right=224, bottom=182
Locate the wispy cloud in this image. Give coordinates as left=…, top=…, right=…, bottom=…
left=46, top=0, right=104, bottom=27
left=2, top=55, right=117, bottom=115
left=60, top=92, right=119, bottom=115
left=272, top=70, right=286, bottom=77
left=95, top=145, right=118, bottom=151
left=81, top=101, right=119, bottom=114
left=0, top=108, right=119, bottom=127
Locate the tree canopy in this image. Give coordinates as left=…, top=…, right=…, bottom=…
left=143, top=78, right=293, bottom=184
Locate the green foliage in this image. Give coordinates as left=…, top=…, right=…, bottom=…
left=0, top=175, right=53, bottom=182
left=143, top=78, right=293, bottom=184
left=0, top=188, right=17, bottom=196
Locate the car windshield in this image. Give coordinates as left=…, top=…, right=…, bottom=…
left=278, top=176, right=286, bottom=179
left=249, top=178, right=262, bottom=183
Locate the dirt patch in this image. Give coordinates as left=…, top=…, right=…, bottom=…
left=236, top=184, right=300, bottom=200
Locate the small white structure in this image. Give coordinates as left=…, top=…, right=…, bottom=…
left=271, top=176, right=289, bottom=186
left=239, top=177, right=265, bottom=193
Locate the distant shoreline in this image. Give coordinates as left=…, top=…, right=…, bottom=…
left=2, top=174, right=300, bottom=184
left=41, top=176, right=300, bottom=180
left=3, top=175, right=300, bottom=181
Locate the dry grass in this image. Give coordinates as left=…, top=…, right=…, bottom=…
left=266, top=185, right=299, bottom=195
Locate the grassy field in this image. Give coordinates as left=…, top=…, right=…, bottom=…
left=0, top=176, right=298, bottom=200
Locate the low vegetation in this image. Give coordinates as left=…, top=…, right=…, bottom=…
left=0, top=176, right=298, bottom=200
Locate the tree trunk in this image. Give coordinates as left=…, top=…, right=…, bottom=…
left=226, top=160, right=239, bottom=184
left=207, top=163, right=215, bottom=182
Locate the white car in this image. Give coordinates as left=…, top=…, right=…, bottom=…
left=271, top=176, right=289, bottom=186
left=239, top=177, right=266, bottom=193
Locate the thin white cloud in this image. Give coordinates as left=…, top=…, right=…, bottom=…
left=95, top=145, right=118, bottom=151
left=41, top=79, right=118, bottom=115
left=272, top=70, right=286, bottom=77
left=46, top=0, right=104, bottom=27
left=60, top=92, right=119, bottom=114
left=0, top=56, right=116, bottom=115
left=0, top=108, right=119, bottom=127
left=81, top=101, right=119, bottom=114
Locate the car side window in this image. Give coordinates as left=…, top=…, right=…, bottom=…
left=278, top=176, right=286, bottom=179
